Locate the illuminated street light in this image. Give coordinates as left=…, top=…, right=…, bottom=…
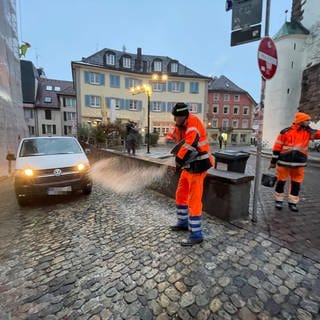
left=129, top=74, right=168, bottom=154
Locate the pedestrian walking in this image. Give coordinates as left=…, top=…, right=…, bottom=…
left=218, top=135, right=223, bottom=149
left=125, top=121, right=138, bottom=156
left=269, top=112, right=320, bottom=212
left=167, top=103, right=214, bottom=246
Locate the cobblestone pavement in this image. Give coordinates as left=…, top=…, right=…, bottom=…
left=1, top=174, right=320, bottom=319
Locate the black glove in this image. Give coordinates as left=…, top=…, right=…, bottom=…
left=175, top=162, right=182, bottom=173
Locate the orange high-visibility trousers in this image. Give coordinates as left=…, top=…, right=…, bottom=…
left=276, top=166, right=305, bottom=183
left=176, top=170, right=207, bottom=217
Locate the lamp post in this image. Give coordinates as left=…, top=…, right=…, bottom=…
left=129, top=74, right=168, bottom=154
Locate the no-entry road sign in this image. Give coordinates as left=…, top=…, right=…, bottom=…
left=257, top=37, right=278, bottom=80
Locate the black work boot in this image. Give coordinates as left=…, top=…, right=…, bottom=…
left=169, top=224, right=188, bottom=231
left=288, top=203, right=299, bottom=212
left=275, top=201, right=283, bottom=210
left=180, top=238, right=203, bottom=246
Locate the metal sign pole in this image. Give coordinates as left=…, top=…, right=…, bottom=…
left=252, top=0, right=271, bottom=222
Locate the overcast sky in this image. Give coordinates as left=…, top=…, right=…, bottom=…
left=17, top=0, right=292, bottom=101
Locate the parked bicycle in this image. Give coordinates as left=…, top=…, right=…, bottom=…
left=309, top=141, right=320, bottom=152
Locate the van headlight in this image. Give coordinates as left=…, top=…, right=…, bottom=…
left=77, top=163, right=89, bottom=172
left=24, top=169, right=34, bottom=176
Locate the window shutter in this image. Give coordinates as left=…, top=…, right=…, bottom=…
left=100, top=74, right=105, bottom=85
left=138, top=100, right=142, bottom=111
left=198, top=103, right=202, bottom=113
left=64, top=112, right=67, bottom=121
left=85, top=95, right=90, bottom=106
left=167, top=102, right=173, bottom=113
left=168, top=81, right=172, bottom=92
left=125, top=99, right=130, bottom=110
left=125, top=78, right=130, bottom=88
left=161, top=102, right=165, bottom=112
left=106, top=97, right=111, bottom=109
left=120, top=99, right=125, bottom=110
left=195, top=82, right=199, bottom=93
left=162, top=83, right=166, bottom=92
left=42, top=124, right=46, bottom=134
left=180, top=82, right=185, bottom=92
left=84, top=71, right=89, bottom=83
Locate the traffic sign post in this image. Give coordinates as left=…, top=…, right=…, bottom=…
left=258, top=37, right=278, bottom=80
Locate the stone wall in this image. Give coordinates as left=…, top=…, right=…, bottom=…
left=0, top=0, right=28, bottom=176
left=299, top=63, right=320, bottom=121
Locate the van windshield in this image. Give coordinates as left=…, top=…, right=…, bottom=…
left=19, top=138, right=83, bottom=157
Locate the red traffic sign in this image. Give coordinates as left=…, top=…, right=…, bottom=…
left=257, top=37, right=278, bottom=80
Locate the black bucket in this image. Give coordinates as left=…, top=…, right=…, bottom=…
left=261, top=173, right=277, bottom=187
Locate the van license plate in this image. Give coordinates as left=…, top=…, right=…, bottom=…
left=47, top=186, right=72, bottom=195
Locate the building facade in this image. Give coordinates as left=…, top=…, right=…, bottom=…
left=0, top=0, right=28, bottom=176
left=71, top=47, right=209, bottom=138
left=262, top=0, right=320, bottom=148
left=206, top=76, right=257, bottom=146
left=20, top=61, right=77, bottom=137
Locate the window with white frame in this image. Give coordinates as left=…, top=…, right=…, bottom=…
left=233, top=106, right=239, bottom=114
left=89, top=72, right=101, bottom=85
left=189, top=103, right=198, bottom=113
left=114, top=98, right=121, bottom=109
left=224, top=94, right=230, bottom=101
left=64, top=97, right=76, bottom=107
left=243, top=106, right=249, bottom=115
left=129, top=100, right=138, bottom=110
left=64, top=112, right=76, bottom=121
left=24, top=109, right=34, bottom=120
left=152, top=82, right=163, bottom=92
left=45, top=110, right=52, bottom=120
left=46, top=85, right=52, bottom=91
left=170, top=62, right=178, bottom=73
left=64, top=125, right=73, bottom=135
left=213, top=105, right=219, bottom=113
left=223, top=105, right=229, bottom=114
left=213, top=93, right=219, bottom=101
left=234, top=95, right=240, bottom=101
left=106, top=53, right=115, bottom=65
left=28, top=126, right=35, bottom=136
left=212, top=119, right=218, bottom=128
left=152, top=101, right=161, bottom=112
left=153, top=60, right=162, bottom=72
left=222, top=119, right=229, bottom=128
left=232, top=119, right=238, bottom=128
left=242, top=119, right=249, bottom=128
left=123, top=57, right=131, bottom=68
left=42, top=124, right=56, bottom=135
left=171, top=81, right=180, bottom=92
left=54, top=86, right=60, bottom=91
left=44, top=96, right=52, bottom=103
left=88, top=95, right=101, bottom=108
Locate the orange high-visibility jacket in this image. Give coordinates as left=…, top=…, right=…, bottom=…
left=168, top=114, right=213, bottom=173
left=271, top=124, right=320, bottom=167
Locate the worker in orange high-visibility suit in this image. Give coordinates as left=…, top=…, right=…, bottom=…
left=167, top=102, right=214, bottom=246
left=269, top=112, right=320, bottom=212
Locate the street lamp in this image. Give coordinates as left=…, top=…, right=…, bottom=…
left=129, top=74, right=168, bottom=154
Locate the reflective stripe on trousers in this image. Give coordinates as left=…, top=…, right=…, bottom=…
left=176, top=170, right=207, bottom=216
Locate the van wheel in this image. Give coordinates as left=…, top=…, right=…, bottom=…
left=82, top=184, right=92, bottom=195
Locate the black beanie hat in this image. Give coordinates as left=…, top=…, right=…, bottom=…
left=172, top=103, right=189, bottom=116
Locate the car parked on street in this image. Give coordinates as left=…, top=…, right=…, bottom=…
left=14, top=136, right=92, bottom=206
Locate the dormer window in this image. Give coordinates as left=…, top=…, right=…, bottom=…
left=44, top=97, right=52, bottom=103
left=106, top=53, right=115, bottom=65
left=169, top=61, right=178, bottom=73
left=122, top=56, right=131, bottom=69
left=153, top=59, right=162, bottom=72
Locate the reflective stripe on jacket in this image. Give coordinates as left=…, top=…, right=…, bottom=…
left=169, top=114, right=214, bottom=173
left=271, top=124, right=320, bottom=167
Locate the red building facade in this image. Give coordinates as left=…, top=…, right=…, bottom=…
left=206, top=76, right=257, bottom=146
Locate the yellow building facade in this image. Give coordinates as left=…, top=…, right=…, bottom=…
left=72, top=47, right=209, bottom=137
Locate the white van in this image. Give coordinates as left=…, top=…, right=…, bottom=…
left=14, top=136, right=92, bottom=206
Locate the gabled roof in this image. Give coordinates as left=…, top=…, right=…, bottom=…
left=274, top=21, right=309, bottom=40
left=208, top=75, right=245, bottom=93
left=36, top=78, right=74, bottom=109
left=208, top=75, right=257, bottom=105
left=72, top=47, right=209, bottom=79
